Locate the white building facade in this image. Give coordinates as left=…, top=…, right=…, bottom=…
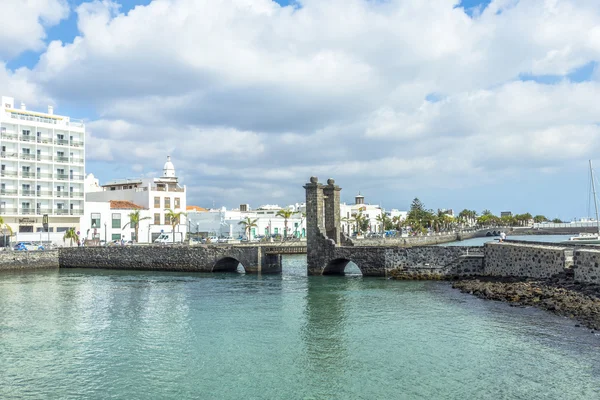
left=0, top=96, right=85, bottom=240
left=83, top=156, right=187, bottom=243
left=187, top=203, right=306, bottom=240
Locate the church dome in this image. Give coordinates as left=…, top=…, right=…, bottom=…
left=163, top=156, right=176, bottom=177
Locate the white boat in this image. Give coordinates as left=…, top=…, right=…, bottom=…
left=562, top=160, right=600, bottom=245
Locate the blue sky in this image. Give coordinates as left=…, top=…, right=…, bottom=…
left=2, top=0, right=600, bottom=219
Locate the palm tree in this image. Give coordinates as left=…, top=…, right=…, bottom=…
left=376, top=213, right=389, bottom=235
left=0, top=216, right=13, bottom=247
left=238, top=217, right=258, bottom=240
left=341, top=216, right=354, bottom=236
left=122, top=210, right=151, bottom=243
left=63, top=228, right=79, bottom=247
left=165, top=209, right=187, bottom=244
left=276, top=208, right=294, bottom=240
left=354, top=212, right=369, bottom=236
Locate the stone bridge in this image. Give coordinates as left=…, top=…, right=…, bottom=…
left=304, top=177, right=481, bottom=277
left=59, top=245, right=282, bottom=274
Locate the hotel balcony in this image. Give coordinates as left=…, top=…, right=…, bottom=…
left=71, top=158, right=84, bottom=164
left=20, top=153, right=36, bottom=161
left=55, top=174, right=69, bottom=180
left=21, top=189, right=36, bottom=196
left=55, top=139, right=69, bottom=146
left=150, top=185, right=185, bottom=192
left=55, top=156, right=69, bottom=163
left=69, top=192, right=84, bottom=198
left=0, top=207, right=18, bottom=214
left=37, top=190, right=53, bottom=196
left=21, top=172, right=36, bottom=179
left=55, top=191, right=69, bottom=198
left=0, top=132, right=18, bottom=140
left=37, top=155, right=53, bottom=162
left=70, top=140, right=84, bottom=147
left=19, top=135, right=36, bottom=142
left=55, top=209, right=69, bottom=215
left=0, top=170, right=18, bottom=177
left=0, top=188, right=17, bottom=196
left=0, top=151, right=18, bottom=159
left=20, top=208, right=36, bottom=215
left=37, top=137, right=53, bottom=144
left=37, top=172, right=53, bottom=179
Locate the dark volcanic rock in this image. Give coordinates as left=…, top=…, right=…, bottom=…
left=452, top=275, right=600, bottom=331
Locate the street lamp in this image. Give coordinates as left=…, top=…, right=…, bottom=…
left=104, top=222, right=107, bottom=244
left=196, top=222, right=199, bottom=240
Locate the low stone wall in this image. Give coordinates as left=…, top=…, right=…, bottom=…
left=348, top=230, right=484, bottom=247
left=573, top=249, right=600, bottom=284
left=59, top=246, right=281, bottom=274
left=483, top=242, right=569, bottom=278
left=0, top=250, right=59, bottom=271
left=386, top=247, right=483, bottom=279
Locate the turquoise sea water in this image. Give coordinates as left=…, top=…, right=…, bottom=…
left=1, top=255, right=599, bottom=399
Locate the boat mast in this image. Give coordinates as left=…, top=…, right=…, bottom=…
left=590, top=160, right=600, bottom=235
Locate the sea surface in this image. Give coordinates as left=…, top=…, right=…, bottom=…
left=1, top=255, right=599, bottom=399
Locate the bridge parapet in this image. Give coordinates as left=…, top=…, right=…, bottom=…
left=59, top=245, right=282, bottom=274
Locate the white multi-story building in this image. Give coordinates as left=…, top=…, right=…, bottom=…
left=186, top=203, right=306, bottom=240
left=83, top=156, right=187, bottom=243
left=0, top=96, right=85, bottom=239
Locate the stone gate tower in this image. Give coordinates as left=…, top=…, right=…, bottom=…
left=303, top=177, right=342, bottom=273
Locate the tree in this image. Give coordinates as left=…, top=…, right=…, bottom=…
left=481, top=209, right=493, bottom=216
left=238, top=217, right=258, bottom=240
left=276, top=208, right=294, bottom=239
left=63, top=228, right=79, bottom=247
left=354, top=212, right=369, bottom=235
left=406, top=198, right=435, bottom=235
left=0, top=216, right=13, bottom=247
left=391, top=215, right=404, bottom=232
left=341, top=216, right=355, bottom=236
left=533, top=215, right=548, bottom=223
left=552, top=218, right=563, bottom=223
left=122, top=210, right=151, bottom=243
left=376, top=212, right=389, bottom=235
left=165, top=209, right=187, bottom=244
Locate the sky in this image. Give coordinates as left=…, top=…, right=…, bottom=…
left=1, top=0, right=600, bottom=220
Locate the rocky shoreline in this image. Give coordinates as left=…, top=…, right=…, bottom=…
left=452, top=274, right=600, bottom=331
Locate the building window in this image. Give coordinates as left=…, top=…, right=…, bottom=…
left=164, top=214, right=170, bottom=225
left=154, top=213, right=160, bottom=225
left=112, top=213, right=121, bottom=229
left=154, top=197, right=160, bottom=208
left=164, top=197, right=171, bottom=209
left=91, top=213, right=101, bottom=228
left=174, top=197, right=180, bottom=209
left=112, top=234, right=122, bottom=241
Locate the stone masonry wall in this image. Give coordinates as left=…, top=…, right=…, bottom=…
left=0, top=250, right=59, bottom=271
left=573, top=248, right=600, bottom=284
left=348, top=230, right=482, bottom=247
left=59, top=246, right=281, bottom=274
left=484, top=242, right=569, bottom=278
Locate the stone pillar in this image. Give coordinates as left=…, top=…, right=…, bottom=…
left=323, top=178, right=341, bottom=245
left=304, top=177, right=326, bottom=274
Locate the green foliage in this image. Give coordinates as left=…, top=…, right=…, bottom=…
left=63, top=228, right=79, bottom=247
left=354, top=212, right=370, bottom=234
left=276, top=208, right=295, bottom=238
left=0, top=216, right=13, bottom=236
left=165, top=209, right=187, bottom=243
left=238, top=217, right=259, bottom=239
left=552, top=218, right=563, bottom=223
left=533, top=215, right=548, bottom=223
left=406, top=197, right=435, bottom=234
left=122, top=210, right=151, bottom=243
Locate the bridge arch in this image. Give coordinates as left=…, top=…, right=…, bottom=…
left=213, top=257, right=246, bottom=273
left=323, top=258, right=363, bottom=276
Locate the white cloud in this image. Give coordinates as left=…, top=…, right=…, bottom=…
left=3, top=0, right=600, bottom=212
left=0, top=0, right=69, bottom=59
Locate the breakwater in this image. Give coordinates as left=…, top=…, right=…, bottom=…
left=0, top=250, right=58, bottom=271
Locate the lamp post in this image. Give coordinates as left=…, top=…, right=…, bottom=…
left=196, top=222, right=199, bottom=241
left=104, top=222, right=107, bottom=244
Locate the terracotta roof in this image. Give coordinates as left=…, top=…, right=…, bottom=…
left=110, top=200, right=147, bottom=210
left=187, top=205, right=208, bottom=212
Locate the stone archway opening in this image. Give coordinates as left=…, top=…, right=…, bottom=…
left=213, top=257, right=246, bottom=273
left=323, top=258, right=363, bottom=276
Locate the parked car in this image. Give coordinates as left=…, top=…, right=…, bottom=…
left=205, top=236, right=219, bottom=244
left=14, top=242, right=42, bottom=251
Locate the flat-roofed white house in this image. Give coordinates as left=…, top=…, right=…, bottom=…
left=0, top=95, right=85, bottom=243
left=83, top=156, right=187, bottom=243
